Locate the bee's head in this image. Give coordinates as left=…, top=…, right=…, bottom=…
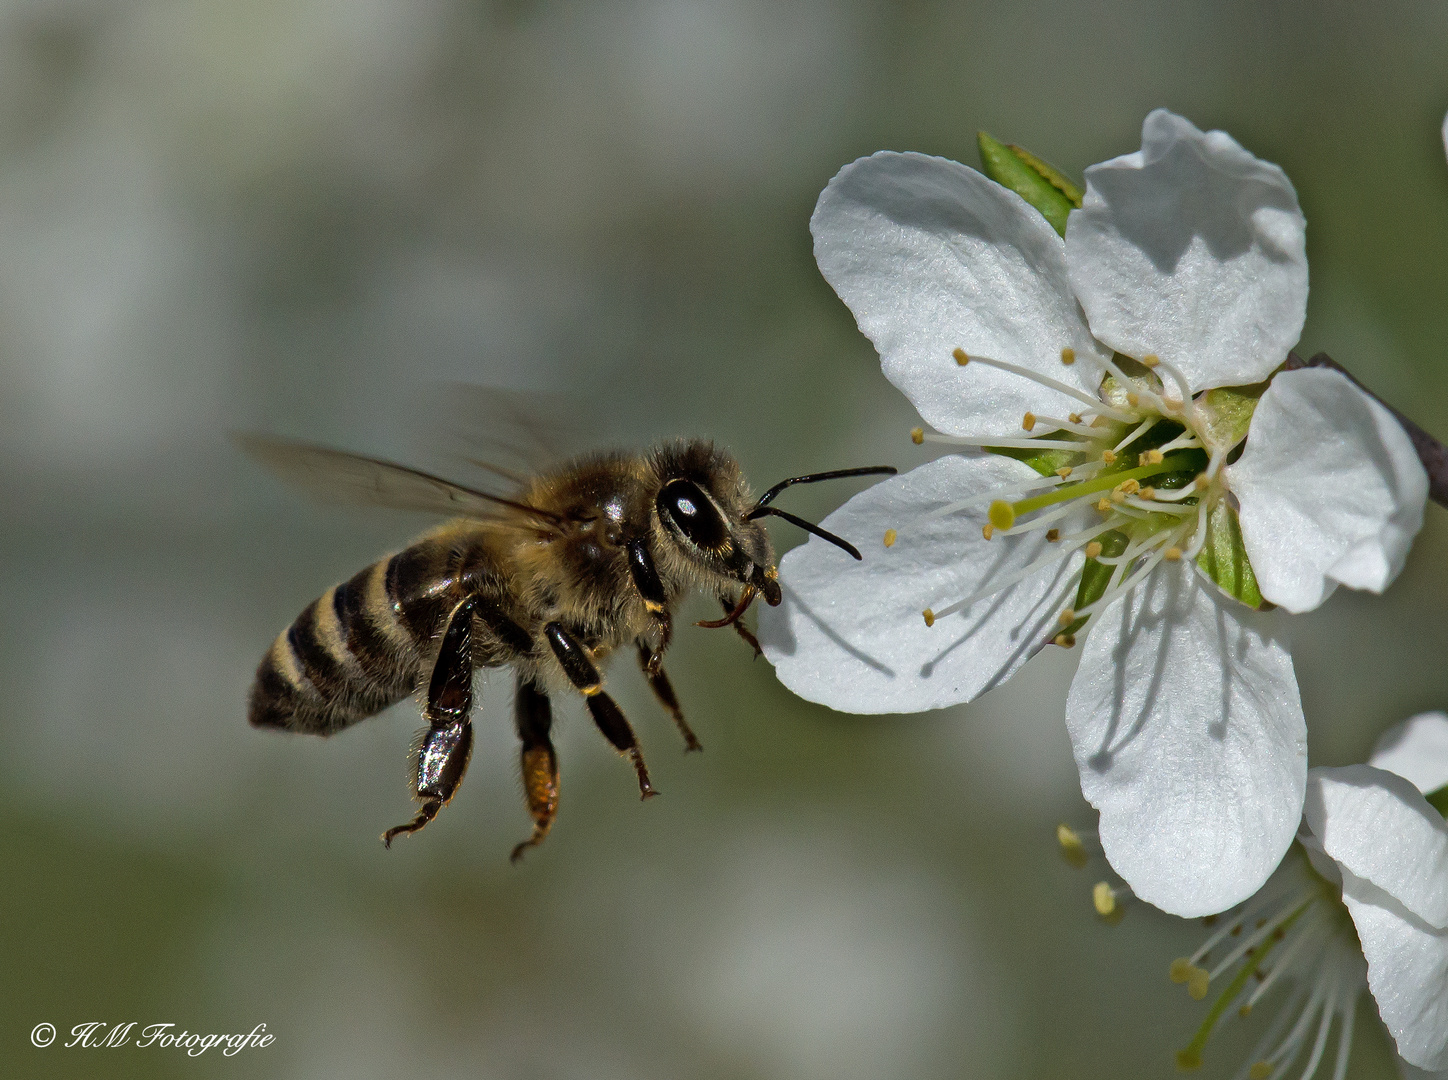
left=652, top=442, right=780, bottom=603
left=651, top=441, right=895, bottom=608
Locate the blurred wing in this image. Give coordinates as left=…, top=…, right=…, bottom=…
left=425, top=383, right=592, bottom=482
left=234, top=433, right=563, bottom=528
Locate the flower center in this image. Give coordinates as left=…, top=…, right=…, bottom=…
left=915, top=347, right=1233, bottom=642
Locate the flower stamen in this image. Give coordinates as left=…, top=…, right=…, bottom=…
left=950, top=347, right=1137, bottom=421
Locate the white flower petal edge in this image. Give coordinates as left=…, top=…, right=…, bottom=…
left=1304, top=765, right=1448, bottom=930
left=810, top=151, right=1111, bottom=438
left=1066, top=109, right=1307, bottom=391
left=1228, top=367, right=1428, bottom=614
left=1339, top=867, right=1448, bottom=1071
left=1372, top=712, right=1448, bottom=796
left=759, top=454, right=1090, bottom=714
left=1064, top=562, right=1306, bottom=917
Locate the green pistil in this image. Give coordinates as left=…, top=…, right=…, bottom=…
left=990, top=450, right=1207, bottom=530
left=1174, top=899, right=1315, bottom=1072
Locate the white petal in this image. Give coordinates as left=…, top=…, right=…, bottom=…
left=1372, top=712, right=1448, bottom=796
left=1064, top=563, right=1305, bottom=917
left=1066, top=109, right=1307, bottom=388
left=811, top=151, right=1112, bottom=438
left=1398, top=1054, right=1448, bottom=1080
left=1228, top=367, right=1428, bottom=613
left=1339, top=869, right=1448, bottom=1071
left=1304, top=765, right=1448, bottom=929
left=760, top=454, right=1088, bottom=713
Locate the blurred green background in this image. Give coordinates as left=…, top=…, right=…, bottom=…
left=2, top=1, right=1445, bottom=1077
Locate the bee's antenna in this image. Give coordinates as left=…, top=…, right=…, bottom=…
left=746, top=465, right=896, bottom=560
left=750, top=466, right=897, bottom=512
left=746, top=506, right=863, bottom=560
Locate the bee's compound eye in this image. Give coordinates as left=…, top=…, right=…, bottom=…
left=658, top=479, right=728, bottom=551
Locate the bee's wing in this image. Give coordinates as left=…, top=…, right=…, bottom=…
left=430, top=384, right=580, bottom=474
left=234, top=433, right=564, bottom=529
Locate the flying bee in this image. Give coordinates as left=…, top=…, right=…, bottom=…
left=240, top=420, right=893, bottom=861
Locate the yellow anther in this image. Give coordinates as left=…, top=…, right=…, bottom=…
left=1120, top=479, right=1140, bottom=495
left=988, top=500, right=1016, bottom=531
left=981, top=523, right=994, bottom=540
left=953, top=347, right=970, bottom=365
left=1176, top=1048, right=1204, bottom=1071
left=911, top=427, right=925, bottom=445
left=1169, top=957, right=1193, bottom=984
left=1085, top=541, right=1103, bottom=559
left=1022, top=412, right=1037, bottom=431
left=883, top=529, right=897, bottom=548
left=1142, top=353, right=1160, bottom=368
left=1056, top=466, right=1073, bottom=478
left=1057, top=823, right=1087, bottom=867
left=1060, top=347, right=1076, bottom=365
left=1111, top=489, right=1127, bottom=504
left=1187, top=967, right=1210, bottom=1000
left=922, top=608, right=935, bottom=627
left=1045, top=528, right=1060, bottom=542
left=1053, top=633, right=1076, bottom=649
left=1068, top=413, right=1082, bottom=424
left=1127, top=391, right=1140, bottom=407
left=1238, top=1004, right=1253, bottom=1019
left=1165, top=546, right=1183, bottom=561
left=1147, top=448, right=1164, bottom=464
left=1101, top=449, right=1117, bottom=464
left=1249, top=1062, right=1272, bottom=1080
left=1138, top=452, right=1148, bottom=467
left=1096, top=498, right=1112, bottom=513
left=1092, top=881, right=1116, bottom=916
left=1139, top=486, right=1155, bottom=500
left=1058, top=608, right=1076, bottom=626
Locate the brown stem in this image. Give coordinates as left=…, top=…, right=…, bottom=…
left=1284, top=351, right=1448, bottom=510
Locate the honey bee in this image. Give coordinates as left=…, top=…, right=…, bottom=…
left=240, top=419, right=892, bottom=861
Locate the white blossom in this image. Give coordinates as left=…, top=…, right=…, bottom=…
left=761, top=110, right=1428, bottom=917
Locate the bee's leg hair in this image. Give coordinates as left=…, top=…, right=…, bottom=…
left=636, top=639, right=701, bottom=752
left=383, top=598, right=476, bottom=847
left=510, top=676, right=559, bottom=863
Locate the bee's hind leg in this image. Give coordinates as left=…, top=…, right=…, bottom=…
left=383, top=598, right=477, bottom=848
left=637, top=640, right=701, bottom=752
left=510, top=676, right=559, bottom=863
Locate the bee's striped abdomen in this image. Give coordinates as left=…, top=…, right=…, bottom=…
left=249, top=557, right=423, bottom=736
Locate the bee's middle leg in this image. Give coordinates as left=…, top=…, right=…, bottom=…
left=544, top=621, right=656, bottom=799
left=384, top=598, right=476, bottom=847
left=637, top=639, right=701, bottom=752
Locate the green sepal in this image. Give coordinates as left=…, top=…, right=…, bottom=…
left=1427, top=785, right=1448, bottom=820
left=1195, top=502, right=1265, bottom=609
left=1007, top=144, right=1083, bottom=207
left=1059, top=530, right=1129, bottom=637
left=1195, top=383, right=1267, bottom=457
left=977, top=131, right=1077, bottom=237
left=985, top=443, right=1083, bottom=477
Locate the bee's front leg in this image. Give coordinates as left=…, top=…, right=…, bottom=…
left=383, top=597, right=477, bottom=847
left=637, top=639, right=701, bottom=752
left=718, top=595, right=763, bottom=658
left=624, top=537, right=671, bottom=672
